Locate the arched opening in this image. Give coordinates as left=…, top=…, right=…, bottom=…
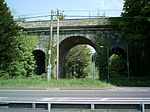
left=59, top=36, right=96, bottom=78
left=65, top=44, right=97, bottom=79
left=33, top=50, right=45, bottom=75
left=109, top=47, right=127, bottom=77
left=110, top=47, right=126, bottom=58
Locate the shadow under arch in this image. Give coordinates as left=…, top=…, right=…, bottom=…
left=59, top=36, right=96, bottom=78
left=110, top=47, right=126, bottom=58
left=33, top=50, right=45, bottom=75
left=109, top=47, right=127, bottom=77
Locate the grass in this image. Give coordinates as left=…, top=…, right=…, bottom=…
left=106, top=76, right=150, bottom=87
left=0, top=75, right=150, bottom=88
left=0, top=77, right=113, bottom=88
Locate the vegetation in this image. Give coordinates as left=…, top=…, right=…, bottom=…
left=109, top=54, right=126, bottom=77
left=0, top=0, right=37, bottom=78
left=0, top=0, right=20, bottom=76
left=0, top=76, right=112, bottom=88
left=65, top=45, right=92, bottom=78
left=120, top=0, right=150, bottom=76
left=94, top=35, right=111, bottom=79
left=0, top=31, right=37, bottom=79
left=0, top=75, right=150, bottom=88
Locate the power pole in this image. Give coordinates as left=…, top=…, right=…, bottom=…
left=107, top=47, right=109, bottom=79
left=56, top=9, right=60, bottom=79
left=47, top=10, right=53, bottom=82
left=126, top=42, right=130, bottom=77
left=91, top=54, right=95, bottom=82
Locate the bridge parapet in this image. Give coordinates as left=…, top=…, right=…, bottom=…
left=18, top=18, right=109, bottom=29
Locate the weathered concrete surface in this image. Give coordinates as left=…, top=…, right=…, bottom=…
left=18, top=18, right=109, bottom=29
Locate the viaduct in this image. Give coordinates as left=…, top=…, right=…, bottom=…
left=18, top=18, right=127, bottom=78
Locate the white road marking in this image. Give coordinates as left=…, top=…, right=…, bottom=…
left=0, top=97, right=8, bottom=99
left=41, top=97, right=150, bottom=102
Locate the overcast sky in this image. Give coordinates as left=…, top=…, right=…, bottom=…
left=5, top=0, right=124, bottom=19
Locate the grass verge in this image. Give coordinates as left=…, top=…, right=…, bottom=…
left=0, top=75, right=150, bottom=88
left=0, top=77, right=113, bottom=88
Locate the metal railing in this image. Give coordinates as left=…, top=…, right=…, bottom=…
left=0, top=101, right=150, bottom=112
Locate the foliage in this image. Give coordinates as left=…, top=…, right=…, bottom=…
left=65, top=45, right=92, bottom=78
left=0, top=0, right=19, bottom=65
left=106, top=76, right=150, bottom=87
left=16, top=31, right=37, bottom=76
left=120, top=0, right=150, bottom=76
left=51, top=40, right=57, bottom=78
left=0, top=75, right=150, bottom=88
left=109, top=54, right=126, bottom=77
left=0, top=32, right=37, bottom=77
left=94, top=35, right=111, bottom=79
left=0, top=77, right=113, bottom=88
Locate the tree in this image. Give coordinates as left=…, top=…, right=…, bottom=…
left=109, top=54, right=126, bottom=77
left=65, top=45, right=91, bottom=78
left=120, top=0, right=150, bottom=76
left=16, top=32, right=37, bottom=77
left=0, top=31, right=37, bottom=78
left=0, top=0, right=38, bottom=78
left=94, top=35, right=111, bottom=79
left=0, top=0, right=19, bottom=63
left=0, top=0, right=20, bottom=77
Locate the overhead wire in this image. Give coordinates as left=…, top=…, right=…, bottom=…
left=13, top=10, right=149, bottom=20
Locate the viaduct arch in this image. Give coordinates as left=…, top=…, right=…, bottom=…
left=19, top=18, right=127, bottom=78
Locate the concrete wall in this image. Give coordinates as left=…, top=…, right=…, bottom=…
left=18, top=18, right=109, bottom=29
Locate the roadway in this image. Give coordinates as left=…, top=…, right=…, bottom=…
left=0, top=87, right=150, bottom=112
left=0, top=87, right=150, bottom=102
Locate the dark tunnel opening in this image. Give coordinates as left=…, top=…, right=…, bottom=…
left=33, top=50, right=45, bottom=75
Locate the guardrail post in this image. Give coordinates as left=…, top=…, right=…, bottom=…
left=32, top=103, right=36, bottom=109
left=91, top=104, right=95, bottom=110
left=48, top=102, right=51, bottom=112
left=140, top=103, right=145, bottom=112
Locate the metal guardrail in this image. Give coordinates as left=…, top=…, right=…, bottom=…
left=0, top=101, right=150, bottom=112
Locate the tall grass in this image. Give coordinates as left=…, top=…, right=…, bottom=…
left=0, top=77, right=113, bottom=88
left=0, top=75, right=150, bottom=88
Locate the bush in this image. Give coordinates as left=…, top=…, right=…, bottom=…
left=109, top=54, right=126, bottom=77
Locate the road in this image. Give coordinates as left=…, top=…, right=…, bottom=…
left=0, top=87, right=150, bottom=112
left=0, top=87, right=150, bottom=102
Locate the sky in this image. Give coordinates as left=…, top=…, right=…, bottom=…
left=5, top=0, right=124, bottom=20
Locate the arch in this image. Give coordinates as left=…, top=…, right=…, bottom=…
left=109, top=47, right=127, bottom=77
left=59, top=36, right=96, bottom=78
left=110, top=47, right=126, bottom=58
left=33, top=50, right=45, bottom=75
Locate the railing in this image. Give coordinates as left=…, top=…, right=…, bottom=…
left=0, top=101, right=150, bottom=112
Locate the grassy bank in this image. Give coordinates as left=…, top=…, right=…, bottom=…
left=0, top=76, right=150, bottom=88
left=106, top=76, right=150, bottom=87
left=0, top=77, right=113, bottom=88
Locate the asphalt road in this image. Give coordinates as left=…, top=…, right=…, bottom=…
left=0, top=87, right=150, bottom=112
left=0, top=87, right=150, bottom=102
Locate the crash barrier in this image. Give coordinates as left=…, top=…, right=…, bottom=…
left=0, top=101, right=150, bottom=112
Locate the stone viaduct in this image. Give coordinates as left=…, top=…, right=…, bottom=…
left=18, top=18, right=127, bottom=78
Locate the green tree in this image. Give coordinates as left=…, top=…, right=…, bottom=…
left=120, top=0, right=150, bottom=75
left=16, top=32, right=37, bottom=76
left=109, top=54, right=126, bottom=77
left=94, top=35, right=111, bottom=79
left=0, top=0, right=37, bottom=78
left=1, top=32, right=37, bottom=78
left=65, top=45, right=91, bottom=78
left=0, top=0, right=20, bottom=77
left=0, top=0, right=19, bottom=63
